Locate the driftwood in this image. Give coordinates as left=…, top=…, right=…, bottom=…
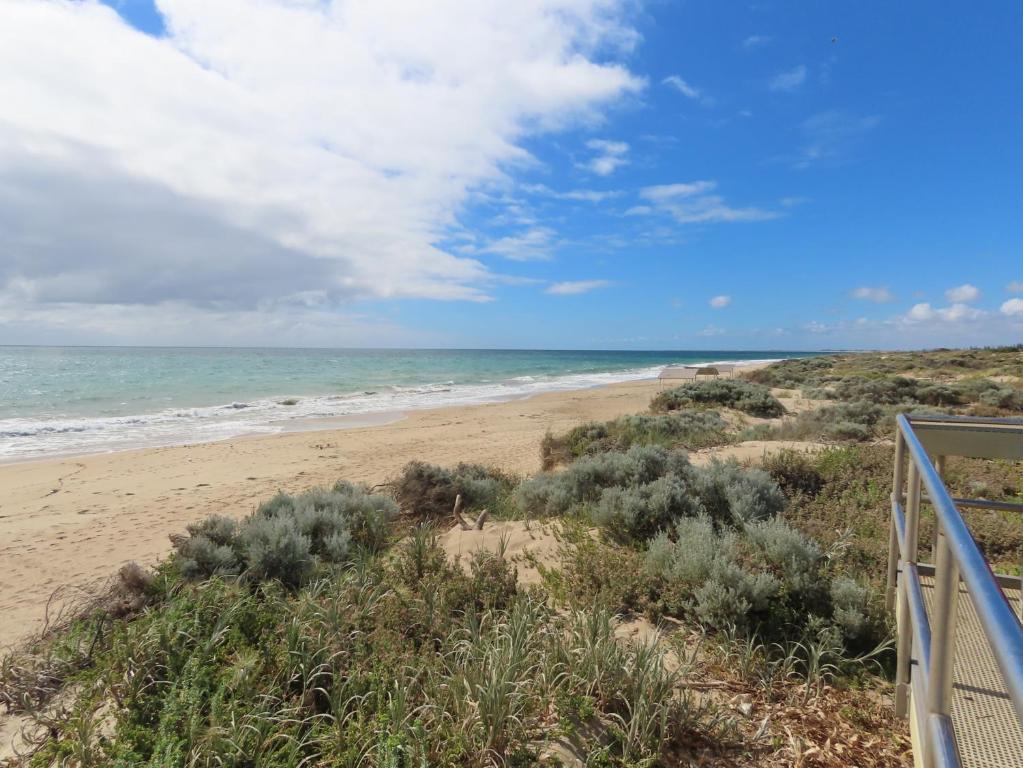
left=452, top=494, right=489, bottom=530
left=453, top=494, right=471, bottom=530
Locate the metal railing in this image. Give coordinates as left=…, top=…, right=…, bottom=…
left=886, top=414, right=1023, bottom=768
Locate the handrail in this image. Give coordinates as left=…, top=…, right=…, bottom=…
left=888, top=414, right=1023, bottom=767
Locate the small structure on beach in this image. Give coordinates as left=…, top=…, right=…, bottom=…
left=658, top=364, right=735, bottom=388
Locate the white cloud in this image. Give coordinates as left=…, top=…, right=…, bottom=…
left=638, top=181, right=776, bottom=224
left=945, top=283, right=980, bottom=303
left=697, top=325, right=726, bottom=337
left=908, top=303, right=935, bottom=321
left=793, top=111, right=880, bottom=168
left=852, top=286, right=894, bottom=303
left=581, top=139, right=630, bottom=176
left=482, top=227, right=556, bottom=262
left=523, top=184, right=619, bottom=203
left=742, top=35, right=770, bottom=49
left=904, top=302, right=985, bottom=323
left=1001, top=298, right=1023, bottom=316
left=709, top=295, right=731, bottom=308
left=0, top=0, right=643, bottom=342
left=768, top=65, right=807, bottom=92
left=1007, top=281, right=1023, bottom=293
left=546, top=279, right=611, bottom=295
left=662, top=75, right=700, bottom=99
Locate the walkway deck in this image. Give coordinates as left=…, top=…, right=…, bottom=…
left=918, top=574, right=1023, bottom=768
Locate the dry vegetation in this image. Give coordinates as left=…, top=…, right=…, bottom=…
left=3, top=347, right=1022, bottom=767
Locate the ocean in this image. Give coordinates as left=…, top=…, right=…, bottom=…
left=0, top=347, right=817, bottom=461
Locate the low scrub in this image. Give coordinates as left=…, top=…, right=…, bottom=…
left=518, top=445, right=784, bottom=543
left=172, top=480, right=397, bottom=587
left=651, top=379, right=785, bottom=418
left=392, top=460, right=515, bottom=519
left=644, top=515, right=883, bottom=649
left=4, top=530, right=698, bottom=766
left=540, top=410, right=730, bottom=469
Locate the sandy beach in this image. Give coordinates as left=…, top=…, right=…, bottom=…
left=0, top=377, right=682, bottom=650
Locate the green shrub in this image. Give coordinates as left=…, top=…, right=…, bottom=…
left=238, top=515, right=312, bottom=587
left=394, top=461, right=513, bottom=519
left=540, top=410, right=731, bottom=468
left=591, top=474, right=703, bottom=542
left=762, top=449, right=824, bottom=497
left=644, top=515, right=860, bottom=642
left=516, top=445, right=693, bottom=518
left=172, top=481, right=397, bottom=587
left=645, top=517, right=779, bottom=630
left=651, top=379, right=785, bottom=418
left=174, top=515, right=241, bottom=579
left=829, top=376, right=919, bottom=405
left=830, top=577, right=872, bottom=641
left=695, top=459, right=786, bottom=524
left=518, top=446, right=785, bottom=540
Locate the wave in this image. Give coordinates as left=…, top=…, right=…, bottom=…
left=0, top=357, right=781, bottom=461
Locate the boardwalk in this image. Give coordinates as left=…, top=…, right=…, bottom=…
left=917, top=575, right=1023, bottom=768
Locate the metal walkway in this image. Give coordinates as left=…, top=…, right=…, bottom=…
left=887, top=415, right=1023, bottom=768
left=918, top=575, right=1023, bottom=768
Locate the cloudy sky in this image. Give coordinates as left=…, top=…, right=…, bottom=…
left=1, top=0, right=1021, bottom=349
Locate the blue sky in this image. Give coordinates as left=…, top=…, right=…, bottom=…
left=1, top=1, right=1021, bottom=349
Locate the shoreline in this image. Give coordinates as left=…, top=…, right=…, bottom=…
left=0, top=356, right=788, bottom=465
left=0, top=362, right=773, bottom=650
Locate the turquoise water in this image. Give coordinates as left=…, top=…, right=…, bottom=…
left=0, top=347, right=816, bottom=460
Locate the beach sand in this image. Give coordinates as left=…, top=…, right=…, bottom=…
left=0, top=377, right=670, bottom=649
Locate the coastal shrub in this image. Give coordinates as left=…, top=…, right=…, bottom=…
left=748, top=356, right=835, bottom=388
left=171, top=481, right=397, bottom=586
left=393, top=460, right=513, bottom=519
left=643, top=515, right=868, bottom=643
left=916, top=384, right=962, bottom=407
left=645, top=517, right=779, bottom=631
left=651, top=379, right=785, bottom=417
left=762, top=449, right=824, bottom=497
left=830, top=577, right=872, bottom=641
left=174, top=515, right=241, bottom=579
left=829, top=376, right=919, bottom=405
left=238, top=515, right=312, bottom=587
left=517, top=444, right=693, bottom=518
left=744, top=400, right=887, bottom=443
left=977, top=384, right=1023, bottom=411
left=745, top=517, right=822, bottom=590
left=591, top=474, right=703, bottom=543
left=694, top=459, right=786, bottom=525
left=540, top=410, right=730, bottom=468
left=518, top=446, right=785, bottom=543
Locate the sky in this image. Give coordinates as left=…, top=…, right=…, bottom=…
left=1, top=0, right=1022, bottom=350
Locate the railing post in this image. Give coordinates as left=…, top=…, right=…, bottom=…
left=932, top=455, right=946, bottom=563
left=929, top=529, right=960, bottom=726
left=887, top=432, right=906, bottom=612
left=896, top=460, right=922, bottom=718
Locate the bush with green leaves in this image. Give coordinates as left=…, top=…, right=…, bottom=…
left=171, top=480, right=397, bottom=587
left=516, top=444, right=692, bottom=519
left=644, top=515, right=869, bottom=645
left=762, top=449, right=824, bottom=498
left=828, top=376, right=919, bottom=405
left=651, top=379, right=785, bottom=417
left=694, top=459, right=786, bottom=524
left=518, top=445, right=785, bottom=542
left=393, top=460, right=514, bottom=519
left=540, top=410, right=731, bottom=469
